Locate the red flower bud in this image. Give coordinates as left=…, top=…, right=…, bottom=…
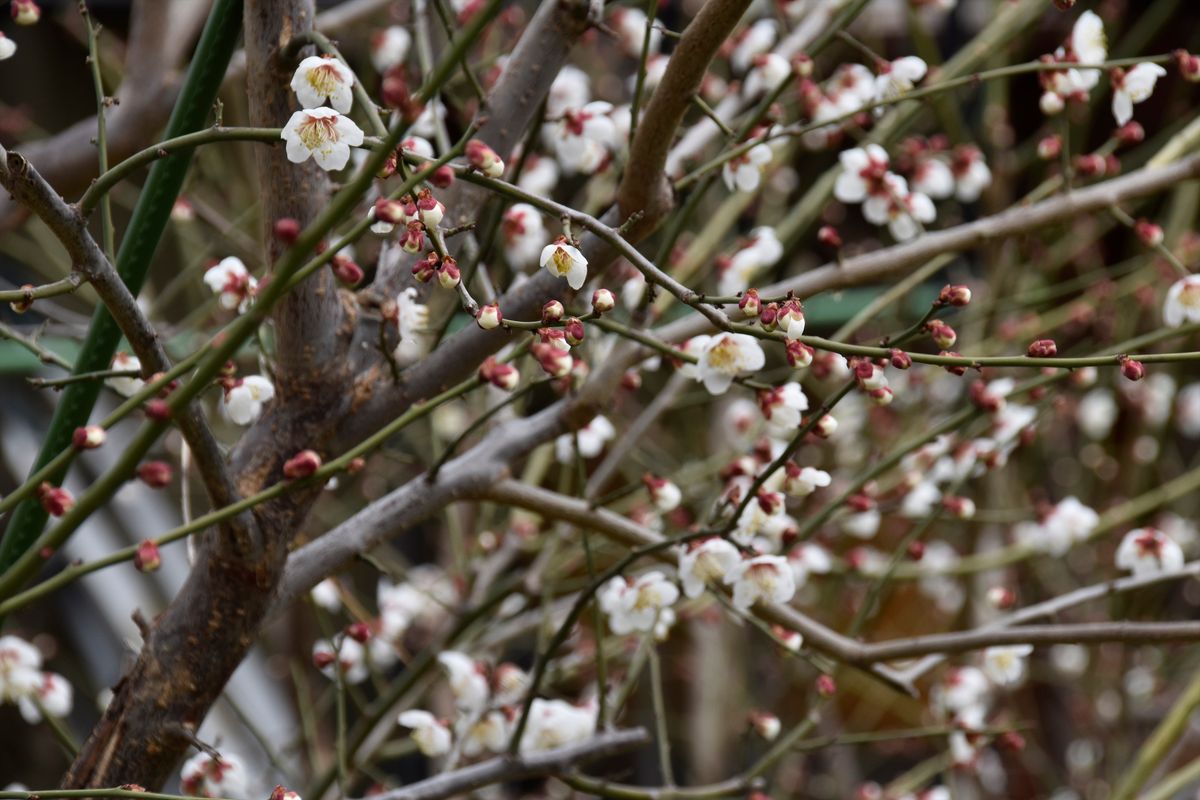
left=564, top=317, right=585, bottom=346
left=346, top=622, right=372, bottom=643
left=431, top=165, right=456, bottom=188
left=785, top=339, right=814, bottom=368
left=134, top=540, right=161, bottom=573
left=815, top=674, right=837, bottom=696
left=1027, top=338, right=1057, bottom=358
left=926, top=319, right=957, bottom=349
left=1116, top=121, right=1145, bottom=145
left=1036, top=135, right=1062, bottom=161
left=591, top=288, right=616, bottom=314
left=145, top=399, right=172, bottom=421
left=937, top=284, right=971, bottom=307
left=1120, top=357, right=1145, bottom=381
left=817, top=225, right=842, bottom=249
left=906, top=540, right=925, bottom=561
left=739, top=289, right=761, bottom=318
left=284, top=449, right=323, bottom=479
left=73, top=425, right=106, bottom=449
left=274, top=218, right=301, bottom=244
left=332, top=256, right=364, bottom=287
left=476, top=303, right=503, bottom=330
left=1073, top=153, right=1106, bottom=178
left=1134, top=219, right=1164, bottom=247
left=137, top=460, right=173, bottom=488
left=889, top=349, right=912, bottom=369
left=542, top=299, right=565, bottom=323
left=1176, top=50, right=1200, bottom=83
left=37, top=483, right=74, bottom=517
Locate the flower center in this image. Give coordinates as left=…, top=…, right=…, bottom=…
left=707, top=338, right=740, bottom=373
left=306, top=63, right=342, bottom=97
left=298, top=114, right=340, bottom=150
left=550, top=247, right=574, bottom=276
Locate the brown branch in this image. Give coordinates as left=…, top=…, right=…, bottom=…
left=616, top=0, right=752, bottom=240
left=365, top=729, right=650, bottom=800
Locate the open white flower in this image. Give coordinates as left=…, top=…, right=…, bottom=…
left=932, top=665, right=990, bottom=722
left=310, top=578, right=342, bottom=612
left=0, top=636, right=43, bottom=705
left=398, top=709, right=453, bottom=757
left=394, top=286, right=432, bottom=364
left=1163, top=275, right=1200, bottom=327
left=555, top=415, right=616, bottom=463
left=282, top=107, right=364, bottom=171
left=437, top=650, right=490, bottom=712
left=502, top=203, right=548, bottom=269
left=730, top=19, right=777, bottom=74
left=693, top=333, right=766, bottom=395
left=370, top=26, right=412, bottom=73
left=722, top=143, right=773, bottom=194
left=874, top=56, right=927, bottom=103
left=598, top=571, right=680, bottom=635
left=783, top=465, right=831, bottom=497
left=1111, top=63, right=1166, bottom=125
left=203, top=256, right=256, bottom=312
left=719, top=226, right=783, bottom=296
left=108, top=352, right=145, bottom=397
left=540, top=237, right=588, bottom=290
left=519, top=698, right=597, bottom=754
left=1115, top=528, right=1185, bottom=575
left=549, top=101, right=616, bottom=175
left=222, top=375, right=275, bottom=426
left=290, top=55, right=355, bottom=113
left=610, top=7, right=660, bottom=58
left=313, top=637, right=368, bottom=685
left=759, top=382, right=809, bottom=439
left=678, top=538, right=740, bottom=598
left=951, top=145, right=992, bottom=203
left=180, top=752, right=249, bottom=799
left=983, top=645, right=1033, bottom=687
left=743, top=53, right=791, bottom=98
left=458, top=710, right=511, bottom=758
left=16, top=670, right=72, bottom=724
left=724, top=554, right=796, bottom=610
left=0, top=33, right=16, bottom=61
left=546, top=65, right=591, bottom=117
left=1071, top=10, right=1107, bottom=69
left=1029, top=496, right=1099, bottom=556
left=834, top=144, right=891, bottom=204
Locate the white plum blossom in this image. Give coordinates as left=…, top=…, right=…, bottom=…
left=1115, top=528, right=1185, bottom=575
left=598, top=571, right=680, bottom=635
left=398, top=709, right=453, bottom=757
left=108, top=352, right=144, bottom=397
left=724, top=554, right=796, bottom=610
left=437, top=650, right=490, bottom=712
left=370, top=26, right=412, bottom=73
left=688, top=333, right=766, bottom=395
left=281, top=107, right=364, bottom=171
left=678, top=538, right=740, bottom=598
left=910, top=155, right=955, bottom=199
left=730, top=19, right=777, bottom=74
left=546, top=65, right=591, bottom=117
left=834, top=144, right=891, bottom=205
left=395, top=286, right=432, bottom=364
left=760, top=383, right=810, bottom=439
left=313, top=636, right=368, bottom=684
left=1022, top=496, right=1099, bottom=556
left=222, top=375, right=275, bottom=426
left=1111, top=63, right=1166, bottom=125
left=517, top=154, right=560, bottom=197
left=0, top=33, right=15, bottom=61
left=1078, top=388, right=1119, bottom=440
left=841, top=508, right=881, bottom=540
left=874, top=56, right=927, bottom=103
left=1164, top=275, right=1200, bottom=327
left=502, top=203, right=547, bottom=269
left=519, top=698, right=597, bottom=754
left=932, top=665, right=990, bottom=722
left=902, top=481, right=942, bottom=518
left=458, top=710, right=510, bottom=757
left=1072, top=10, right=1107, bottom=67
left=0, top=636, right=43, bottom=706
left=549, top=101, right=616, bottom=174
left=610, top=7, right=660, bottom=58
left=290, top=55, right=355, bottom=113
left=951, top=145, right=992, bottom=202
left=203, top=256, right=256, bottom=312
left=784, top=466, right=831, bottom=497
left=983, top=645, right=1033, bottom=687
left=180, top=752, right=249, bottom=799
left=788, top=542, right=833, bottom=586
left=555, top=415, right=616, bottom=463
left=719, top=226, right=783, bottom=296
left=743, top=53, right=791, bottom=98
left=540, top=238, right=589, bottom=290
left=722, top=143, right=773, bottom=194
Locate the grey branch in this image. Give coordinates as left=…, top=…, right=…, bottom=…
left=363, top=729, right=650, bottom=800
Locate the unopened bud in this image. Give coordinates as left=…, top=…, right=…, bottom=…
left=927, top=319, right=957, bottom=349
left=759, top=302, right=779, bottom=331
left=542, top=299, right=565, bottom=323
left=813, top=414, right=838, bottom=438
left=436, top=257, right=461, bottom=289
left=134, top=540, right=161, bottom=573
left=867, top=386, right=893, bottom=406
left=889, top=349, right=912, bottom=369
left=1120, top=357, right=1145, bottom=381
left=73, top=425, right=106, bottom=449
left=815, top=674, right=837, bottom=696
left=476, top=303, right=503, bottom=330
left=1027, top=338, right=1057, bottom=358
left=564, top=317, right=585, bottom=346
left=940, top=351, right=967, bottom=376
left=269, top=787, right=302, bottom=800
left=37, top=483, right=74, bottom=517
left=346, top=622, right=371, bottom=643
left=739, top=289, right=761, bottom=318
left=332, top=256, right=364, bottom=287
left=284, top=449, right=323, bottom=479
left=274, top=217, right=301, bottom=244
left=465, top=138, right=505, bottom=178
left=1037, top=135, right=1062, bottom=160
left=906, top=540, right=925, bottom=561
left=591, top=288, right=616, bottom=314
left=479, top=357, right=520, bottom=391
left=145, top=399, right=172, bottom=421
left=938, top=284, right=971, bottom=307
left=1074, top=153, right=1106, bottom=178
left=1116, top=121, right=1145, bottom=145
left=431, top=165, right=456, bottom=189
left=1176, top=50, right=1200, bottom=82
left=11, top=0, right=40, bottom=25
left=817, top=225, right=842, bottom=249
left=785, top=339, right=814, bottom=368
left=137, top=460, right=173, bottom=488
left=987, top=585, right=1016, bottom=609
left=942, top=495, right=976, bottom=519
left=1134, top=219, right=1164, bottom=247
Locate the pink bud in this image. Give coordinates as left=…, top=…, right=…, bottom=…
left=1036, top=135, right=1062, bottom=161
left=987, top=586, right=1016, bottom=609
left=564, top=317, right=586, bottom=346
left=815, top=674, right=837, bottom=696
left=926, top=319, right=957, bottom=349
left=374, top=197, right=408, bottom=225
left=476, top=303, right=503, bottom=330
left=436, top=257, right=461, bottom=289
left=591, top=288, right=616, bottom=314
left=313, top=650, right=336, bottom=670
left=346, top=622, right=372, bottom=643
left=813, top=414, right=838, bottom=438
left=332, top=256, right=364, bottom=287
left=532, top=342, right=573, bottom=378
left=942, top=495, right=976, bottom=519
left=739, top=289, right=761, bottom=318
left=431, top=165, right=456, bottom=189
left=542, top=299, right=565, bottom=323
left=867, top=386, right=893, bottom=406
left=906, top=540, right=925, bottom=561
left=134, top=540, right=161, bottom=573
left=1120, top=357, right=1145, bottom=381
left=1027, top=338, right=1057, bottom=358
left=145, top=399, right=172, bottom=421
left=137, top=461, right=173, bottom=488
left=284, top=450, right=323, bottom=479
left=346, top=457, right=366, bottom=474
left=817, top=225, right=842, bottom=249
left=1052, top=0, right=1075, bottom=9
left=11, top=0, right=40, bottom=25
left=1074, top=153, right=1106, bottom=178
left=1134, top=219, right=1164, bottom=247
left=401, top=221, right=426, bottom=254
left=411, top=253, right=438, bottom=283
left=1176, top=50, right=1200, bottom=83
left=9, top=284, right=34, bottom=314
left=479, top=357, right=520, bottom=391
left=37, top=483, right=74, bottom=517
left=938, top=284, right=971, bottom=307
left=785, top=339, right=814, bottom=368
left=759, top=302, right=779, bottom=331
left=889, top=349, right=912, bottom=369
left=274, top=218, right=301, bottom=244
left=940, top=351, right=967, bottom=376
left=270, top=787, right=302, bottom=800
left=1116, top=121, right=1145, bottom=145
left=72, top=425, right=106, bottom=449
left=465, top=138, right=505, bottom=178
left=792, top=54, right=814, bottom=77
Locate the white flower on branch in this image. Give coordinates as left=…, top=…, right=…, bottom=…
left=1115, top=528, right=1185, bottom=575
left=1019, top=496, right=1098, bottom=556
left=281, top=107, right=364, bottom=172
left=982, top=644, right=1033, bottom=687
left=107, top=351, right=144, bottom=397
left=610, top=7, right=660, bottom=59
left=519, top=698, right=598, bottom=754
left=724, top=554, right=796, bottom=610
left=180, top=752, right=249, bottom=799
left=1163, top=275, right=1200, bottom=327
left=398, top=709, right=453, bottom=757
left=722, top=142, right=773, bottom=194
left=598, top=571, right=680, bottom=635
left=0, top=33, right=15, bottom=61
left=0, top=636, right=43, bottom=705
left=222, top=375, right=275, bottom=426
left=313, top=636, right=368, bottom=684
left=502, top=203, right=547, bottom=269
left=203, top=256, right=257, bottom=312
left=950, top=145, right=992, bottom=203
left=290, top=55, right=355, bottom=113
left=1111, top=63, right=1166, bottom=125
left=759, top=382, right=810, bottom=440
left=394, top=286, right=433, bottom=364
left=437, top=650, right=490, bottom=713
left=678, top=538, right=740, bottom=599
left=730, top=18, right=777, bottom=74
left=684, top=333, right=766, bottom=395
left=458, top=710, right=511, bottom=758
left=546, top=65, right=590, bottom=118
left=719, top=226, right=782, bottom=296
left=370, top=26, right=412, bottom=73
left=1071, top=10, right=1108, bottom=73
left=873, top=56, right=928, bottom=104
left=540, top=237, right=589, bottom=290
left=743, top=53, right=791, bottom=99
left=555, top=415, right=616, bottom=463
left=549, top=101, right=616, bottom=175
